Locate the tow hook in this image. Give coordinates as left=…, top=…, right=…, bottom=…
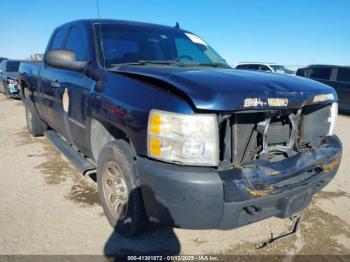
left=255, top=214, right=301, bottom=249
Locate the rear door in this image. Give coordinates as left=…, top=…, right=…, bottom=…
left=38, top=27, right=68, bottom=133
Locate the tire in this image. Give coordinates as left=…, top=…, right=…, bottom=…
left=4, top=84, right=9, bottom=98
left=25, top=101, right=47, bottom=137
left=97, top=140, right=144, bottom=236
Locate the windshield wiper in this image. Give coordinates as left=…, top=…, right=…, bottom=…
left=195, top=62, right=231, bottom=68
left=139, top=60, right=188, bottom=66
left=110, top=60, right=230, bottom=69
left=111, top=60, right=188, bottom=67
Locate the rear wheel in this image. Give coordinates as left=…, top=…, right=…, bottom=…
left=25, top=101, right=47, bottom=137
left=97, top=140, right=145, bottom=236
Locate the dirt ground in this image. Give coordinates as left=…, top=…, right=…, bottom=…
left=0, top=93, right=349, bottom=256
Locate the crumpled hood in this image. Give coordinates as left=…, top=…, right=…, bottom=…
left=112, top=66, right=337, bottom=111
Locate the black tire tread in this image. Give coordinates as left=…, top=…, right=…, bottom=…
left=97, top=140, right=144, bottom=237
left=25, top=102, right=47, bottom=137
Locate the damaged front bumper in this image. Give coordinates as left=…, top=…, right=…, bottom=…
left=137, top=135, right=342, bottom=229
left=7, top=83, right=20, bottom=98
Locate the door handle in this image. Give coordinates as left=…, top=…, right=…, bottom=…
left=50, top=80, right=60, bottom=88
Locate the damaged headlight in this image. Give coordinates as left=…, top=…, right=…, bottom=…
left=328, top=102, right=338, bottom=136
left=7, top=79, right=18, bottom=86
left=147, top=109, right=219, bottom=166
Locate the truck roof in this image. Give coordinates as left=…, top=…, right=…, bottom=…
left=60, top=19, right=189, bottom=33
left=306, top=64, right=350, bottom=69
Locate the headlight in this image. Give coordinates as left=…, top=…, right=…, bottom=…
left=147, top=109, right=219, bottom=166
left=8, top=79, right=18, bottom=85
left=328, top=102, right=338, bottom=136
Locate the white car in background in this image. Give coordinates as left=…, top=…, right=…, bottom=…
left=235, top=62, right=295, bottom=75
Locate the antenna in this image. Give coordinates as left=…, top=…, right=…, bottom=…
left=96, top=0, right=106, bottom=68
left=175, top=22, right=180, bottom=29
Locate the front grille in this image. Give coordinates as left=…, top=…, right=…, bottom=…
left=219, top=104, right=331, bottom=168
left=266, top=119, right=290, bottom=146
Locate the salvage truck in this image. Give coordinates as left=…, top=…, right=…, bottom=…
left=19, top=19, right=342, bottom=236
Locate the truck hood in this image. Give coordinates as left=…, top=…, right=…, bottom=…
left=111, top=66, right=337, bottom=111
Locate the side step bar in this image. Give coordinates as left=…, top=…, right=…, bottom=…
left=44, top=130, right=96, bottom=176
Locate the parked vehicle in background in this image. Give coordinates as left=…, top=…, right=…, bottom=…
left=18, top=60, right=41, bottom=100
left=19, top=19, right=341, bottom=236
left=0, top=57, right=7, bottom=64
left=296, top=65, right=350, bottom=113
left=0, top=59, right=21, bottom=98
left=28, top=53, right=44, bottom=61
left=236, top=62, right=295, bottom=75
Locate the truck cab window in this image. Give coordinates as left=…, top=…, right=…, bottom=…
left=337, top=68, right=350, bottom=83
left=50, top=29, right=66, bottom=50
left=259, top=65, right=271, bottom=71
left=102, top=38, right=140, bottom=64
left=175, top=38, right=211, bottom=64
left=6, top=61, right=20, bottom=72
left=236, top=65, right=247, bottom=69
left=96, top=24, right=226, bottom=68
left=310, top=67, right=332, bottom=80
left=247, top=64, right=260, bottom=70
left=65, top=26, right=87, bottom=60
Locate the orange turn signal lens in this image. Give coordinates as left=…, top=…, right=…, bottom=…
left=149, top=138, right=161, bottom=157
left=150, top=114, right=161, bottom=135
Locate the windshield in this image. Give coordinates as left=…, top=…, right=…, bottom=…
left=95, top=23, right=227, bottom=68
left=271, top=65, right=294, bottom=74
left=6, top=61, right=20, bottom=72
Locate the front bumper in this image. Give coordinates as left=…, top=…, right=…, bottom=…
left=8, top=84, right=20, bottom=98
left=137, top=135, right=342, bottom=229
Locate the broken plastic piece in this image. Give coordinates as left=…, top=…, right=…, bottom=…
left=255, top=214, right=301, bottom=249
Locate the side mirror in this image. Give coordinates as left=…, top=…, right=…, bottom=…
left=44, top=50, right=87, bottom=72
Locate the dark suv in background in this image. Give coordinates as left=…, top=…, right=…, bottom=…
left=0, top=57, right=7, bottom=64
left=0, top=59, right=21, bottom=98
left=297, top=65, right=350, bottom=113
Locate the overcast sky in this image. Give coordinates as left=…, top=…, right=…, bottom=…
left=0, top=0, right=349, bottom=67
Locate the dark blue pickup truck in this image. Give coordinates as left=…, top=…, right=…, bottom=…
left=19, top=19, right=342, bottom=236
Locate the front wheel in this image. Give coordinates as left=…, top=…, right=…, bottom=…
left=25, top=102, right=47, bottom=137
left=97, top=140, right=145, bottom=236
left=4, top=84, right=9, bottom=97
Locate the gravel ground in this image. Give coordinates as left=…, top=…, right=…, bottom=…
left=0, top=93, right=349, bottom=256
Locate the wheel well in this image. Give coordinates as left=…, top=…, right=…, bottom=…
left=90, top=118, right=129, bottom=162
